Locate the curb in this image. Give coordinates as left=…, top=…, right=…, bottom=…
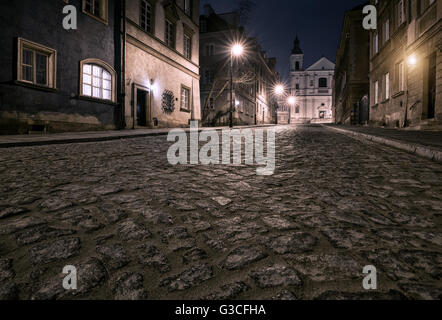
left=0, top=124, right=276, bottom=148
left=323, top=125, right=442, bottom=163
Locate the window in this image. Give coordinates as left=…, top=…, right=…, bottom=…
left=165, top=19, right=175, bottom=48
left=200, top=19, right=207, bottom=32
left=295, top=61, right=300, bottom=70
left=295, top=106, right=300, bottom=114
left=83, top=0, right=108, bottom=23
left=385, top=72, right=390, bottom=100
left=184, top=34, right=192, bottom=59
left=184, top=0, right=192, bottom=16
left=374, top=33, right=379, bottom=55
left=204, top=70, right=214, bottom=84
left=384, top=19, right=390, bottom=43
left=374, top=80, right=379, bottom=104
left=17, top=38, right=56, bottom=88
left=310, top=80, right=314, bottom=87
left=319, top=78, right=327, bottom=88
left=319, top=111, right=325, bottom=119
left=295, top=84, right=300, bottom=90
left=140, top=0, right=153, bottom=33
left=397, top=0, right=405, bottom=26
left=181, top=86, right=191, bottom=112
left=205, top=44, right=214, bottom=56
left=398, top=61, right=405, bottom=92
left=80, top=59, right=116, bottom=102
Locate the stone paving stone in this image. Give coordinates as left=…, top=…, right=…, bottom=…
left=265, top=232, right=317, bottom=254
left=15, top=225, right=77, bottom=246
left=289, top=254, right=360, bottom=282
left=250, top=265, right=302, bottom=288
left=221, top=246, right=267, bottom=270
left=399, top=283, right=442, bottom=300
left=203, top=281, right=250, bottom=300
left=30, top=238, right=81, bottom=264
left=160, top=264, right=214, bottom=292
left=112, top=272, right=147, bottom=300
left=261, top=215, right=297, bottom=230
left=0, top=282, right=19, bottom=300
left=272, top=290, right=298, bottom=300
left=137, top=244, right=170, bottom=273
left=96, top=244, right=130, bottom=271
left=0, top=206, right=28, bottom=219
left=0, top=216, right=46, bottom=235
left=118, top=220, right=151, bottom=241
left=0, top=259, right=15, bottom=282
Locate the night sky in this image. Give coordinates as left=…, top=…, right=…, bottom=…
left=201, top=0, right=367, bottom=80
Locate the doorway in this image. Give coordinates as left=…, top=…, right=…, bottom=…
left=134, top=85, right=150, bottom=128
left=423, top=52, right=436, bottom=119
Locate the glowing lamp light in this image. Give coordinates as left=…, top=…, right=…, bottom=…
left=408, top=55, right=417, bottom=66
left=235, top=100, right=240, bottom=106
left=232, top=44, right=244, bottom=57
left=287, top=96, right=296, bottom=105
left=274, top=84, right=285, bottom=96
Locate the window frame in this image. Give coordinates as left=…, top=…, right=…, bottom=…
left=180, top=85, right=191, bottom=112
left=79, top=58, right=116, bottom=103
left=165, top=19, right=176, bottom=49
left=82, top=0, right=109, bottom=24
left=318, top=77, right=328, bottom=88
left=140, top=0, right=155, bottom=34
left=17, top=38, right=57, bottom=89
left=183, top=34, right=192, bottom=60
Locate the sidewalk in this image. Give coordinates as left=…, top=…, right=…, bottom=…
left=324, top=124, right=442, bottom=163
left=0, top=124, right=276, bottom=148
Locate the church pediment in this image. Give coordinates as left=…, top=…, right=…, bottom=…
left=306, top=57, right=335, bottom=71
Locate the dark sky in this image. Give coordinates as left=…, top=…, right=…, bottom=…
left=201, top=0, right=367, bottom=81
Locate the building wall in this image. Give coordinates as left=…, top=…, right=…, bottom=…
left=125, top=0, right=200, bottom=128
left=369, top=0, right=441, bottom=129
left=0, top=0, right=119, bottom=134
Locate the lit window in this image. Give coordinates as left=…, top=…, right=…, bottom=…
left=141, top=0, right=153, bottom=33
left=374, top=80, right=379, bottom=104
left=17, top=38, right=56, bottom=88
left=385, top=72, right=390, bottom=99
left=181, top=86, right=190, bottom=111
left=80, top=59, right=115, bottom=102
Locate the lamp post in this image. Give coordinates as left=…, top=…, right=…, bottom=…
left=403, top=54, right=418, bottom=127
left=287, top=95, right=296, bottom=125
left=229, top=44, right=244, bottom=128
left=273, top=84, right=285, bottom=125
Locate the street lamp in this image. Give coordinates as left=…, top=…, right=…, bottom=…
left=274, top=84, right=285, bottom=96
left=407, top=55, right=417, bottom=66
left=287, top=96, right=296, bottom=105
left=230, top=43, right=244, bottom=128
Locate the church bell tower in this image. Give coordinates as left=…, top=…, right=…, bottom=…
left=290, top=36, right=304, bottom=71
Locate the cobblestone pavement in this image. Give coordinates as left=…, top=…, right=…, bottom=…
left=0, top=125, right=441, bottom=300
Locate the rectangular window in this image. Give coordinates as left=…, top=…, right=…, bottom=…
left=397, top=0, right=405, bottom=26
left=398, top=62, right=404, bottom=92
left=384, top=19, right=390, bottom=43
left=184, top=0, right=192, bottom=16
left=184, top=34, right=192, bottom=59
left=165, top=19, right=175, bottom=48
left=205, top=70, right=214, bottom=84
left=205, top=44, right=214, bottom=56
left=374, top=80, right=379, bottom=104
left=374, top=33, right=379, bottom=55
left=83, top=0, right=108, bottom=23
left=17, top=38, right=56, bottom=88
left=181, top=86, right=190, bottom=111
left=140, top=0, right=153, bottom=33
left=385, top=73, right=390, bottom=99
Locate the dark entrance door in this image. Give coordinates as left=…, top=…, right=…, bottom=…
left=136, top=89, right=148, bottom=126
left=427, top=52, right=436, bottom=119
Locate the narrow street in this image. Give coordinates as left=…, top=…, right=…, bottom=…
left=0, top=125, right=441, bottom=300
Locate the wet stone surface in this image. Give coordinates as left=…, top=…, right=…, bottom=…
left=0, top=125, right=441, bottom=299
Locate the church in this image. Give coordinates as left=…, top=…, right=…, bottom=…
left=287, top=37, right=335, bottom=124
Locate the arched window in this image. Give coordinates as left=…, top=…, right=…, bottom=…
left=295, top=61, right=300, bottom=70
left=319, top=77, right=328, bottom=88
left=295, top=105, right=300, bottom=114
left=80, top=59, right=116, bottom=102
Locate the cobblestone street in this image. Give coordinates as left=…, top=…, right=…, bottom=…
left=0, top=125, right=441, bottom=300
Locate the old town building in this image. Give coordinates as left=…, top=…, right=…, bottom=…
left=333, top=3, right=370, bottom=125
left=287, top=37, right=335, bottom=124
left=369, top=0, right=441, bottom=129
left=0, top=0, right=201, bottom=134
left=199, top=4, right=278, bottom=127
left=125, top=0, right=200, bottom=128
left=0, top=0, right=124, bottom=134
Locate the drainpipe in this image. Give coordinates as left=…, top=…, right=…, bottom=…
left=115, top=0, right=126, bottom=130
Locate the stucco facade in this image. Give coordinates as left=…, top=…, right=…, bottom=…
left=125, top=0, right=201, bottom=129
